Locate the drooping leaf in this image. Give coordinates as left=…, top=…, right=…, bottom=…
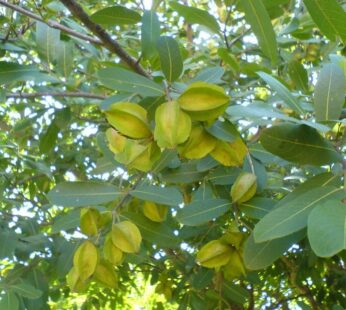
left=206, top=120, right=239, bottom=142
left=207, top=167, right=241, bottom=185
left=157, top=36, right=183, bottom=82
left=141, top=10, right=161, bottom=59
left=176, top=199, right=231, bottom=226
left=169, top=2, right=220, bottom=34
left=314, top=63, right=346, bottom=121
left=0, top=292, right=19, bottom=310
left=303, top=0, right=346, bottom=44
left=130, top=184, right=183, bottom=206
left=90, top=6, right=141, bottom=26
left=97, top=67, right=164, bottom=97
left=47, top=182, right=122, bottom=207
left=237, top=0, right=277, bottom=64
left=10, top=281, right=42, bottom=299
left=308, top=200, right=346, bottom=257
left=56, top=41, right=74, bottom=77
left=0, top=230, right=18, bottom=259
left=254, top=186, right=344, bottom=242
left=160, top=163, right=207, bottom=184
left=36, top=22, right=60, bottom=64
left=257, top=71, right=304, bottom=114
left=260, top=124, right=342, bottom=165
left=288, top=60, right=309, bottom=93
left=244, top=230, right=305, bottom=270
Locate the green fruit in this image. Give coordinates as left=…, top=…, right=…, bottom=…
left=73, top=240, right=98, bottom=281
left=105, top=102, right=151, bottom=139
left=112, top=221, right=142, bottom=253
left=80, top=208, right=100, bottom=236
left=93, top=260, right=118, bottom=289
left=196, top=240, right=233, bottom=268
left=154, top=101, right=191, bottom=148
left=210, top=138, right=247, bottom=167
left=231, top=172, right=257, bottom=203
left=143, top=201, right=168, bottom=222
left=104, top=234, right=124, bottom=266
left=106, top=128, right=126, bottom=154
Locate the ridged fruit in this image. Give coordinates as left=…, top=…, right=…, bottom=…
left=73, top=240, right=98, bottom=281
left=196, top=240, right=233, bottom=268
left=103, top=234, right=123, bottom=266
left=112, top=221, right=142, bottom=253
left=154, top=101, right=191, bottom=148
left=178, top=125, right=216, bottom=159
left=178, top=82, right=230, bottom=121
left=80, top=208, right=100, bottom=236
left=142, top=201, right=168, bottom=222
left=105, top=102, right=151, bottom=139
left=106, top=128, right=126, bottom=154
left=210, top=138, right=247, bottom=166
left=93, top=260, right=118, bottom=289
left=231, top=172, right=257, bottom=203
left=223, top=250, right=246, bottom=279
left=67, top=267, right=88, bottom=293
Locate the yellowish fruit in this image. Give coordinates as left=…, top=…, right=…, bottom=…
left=154, top=101, right=191, bottom=148
left=231, top=172, right=257, bottom=203
left=178, top=125, right=216, bottom=159
left=112, top=221, right=142, bottom=253
left=66, top=267, right=88, bottom=293
left=142, top=201, right=168, bottom=222
left=106, top=128, right=126, bottom=154
left=93, top=260, right=118, bottom=289
left=73, top=240, right=98, bottom=281
left=80, top=208, right=100, bottom=236
left=104, top=234, right=124, bottom=266
left=105, top=102, right=151, bottom=139
left=210, top=138, right=247, bottom=167
left=223, top=250, right=246, bottom=279
left=196, top=240, right=233, bottom=268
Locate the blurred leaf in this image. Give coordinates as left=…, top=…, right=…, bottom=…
left=141, top=10, right=160, bottom=59
left=90, top=6, right=141, bottom=25
left=0, top=292, right=19, bottom=310
left=36, top=22, right=60, bottom=64
left=10, top=281, right=42, bottom=299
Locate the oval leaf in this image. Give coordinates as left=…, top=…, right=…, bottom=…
left=141, top=10, right=161, bottom=59
left=90, top=6, right=141, bottom=25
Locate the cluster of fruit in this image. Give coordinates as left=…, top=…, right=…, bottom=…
left=105, top=81, right=248, bottom=172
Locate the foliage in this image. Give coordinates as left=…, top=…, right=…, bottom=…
left=0, top=0, right=346, bottom=309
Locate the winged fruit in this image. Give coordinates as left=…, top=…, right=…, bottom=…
left=142, top=201, right=168, bottom=222
left=231, top=172, right=257, bottom=203
left=73, top=240, right=98, bottom=281
left=112, top=221, right=142, bottom=253
left=196, top=240, right=233, bottom=268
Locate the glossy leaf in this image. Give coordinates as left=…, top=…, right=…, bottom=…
left=314, top=63, right=346, bottom=121
left=169, top=2, right=220, bottom=34
left=90, top=6, right=141, bottom=25
left=254, top=186, right=344, bottom=242
left=239, top=197, right=276, bottom=220
left=130, top=184, right=183, bottom=206
left=257, top=71, right=304, bottom=114
left=157, top=36, right=183, bottom=82
left=47, top=182, right=122, bottom=207
left=303, top=0, right=346, bottom=43
left=244, top=230, right=305, bottom=270
left=308, top=200, right=346, bottom=257
left=141, top=10, right=160, bottom=59
left=176, top=199, right=231, bottom=226
left=97, top=67, right=165, bottom=97
left=260, top=124, right=342, bottom=165
left=238, top=0, right=277, bottom=64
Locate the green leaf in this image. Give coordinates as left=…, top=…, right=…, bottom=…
left=52, top=209, right=80, bottom=233
left=260, top=124, right=342, bottom=165
left=303, top=0, right=346, bottom=44
left=39, top=122, right=59, bottom=154
left=169, top=2, right=220, bottom=34
left=257, top=71, right=304, bottom=114
left=90, top=6, right=141, bottom=26
left=308, top=200, right=346, bottom=257
left=217, top=48, right=240, bottom=74
left=47, top=182, right=122, bottom=207
left=288, top=60, right=309, bottom=93
left=10, top=281, right=42, bottom=299
left=314, top=63, right=346, bottom=121
left=0, top=292, right=19, bottom=310
left=238, top=0, right=277, bottom=64
left=141, top=10, right=161, bottom=59
left=36, top=22, right=60, bottom=64
left=123, top=212, right=179, bottom=248
left=97, top=67, right=165, bottom=97
left=239, top=197, right=276, bottom=220
left=160, top=163, right=207, bottom=184
left=176, top=199, right=231, bottom=226
left=0, top=62, right=57, bottom=85
left=130, top=184, right=183, bottom=206
left=157, top=36, right=183, bottom=82
left=244, top=230, right=305, bottom=270
left=0, top=230, right=18, bottom=259
left=190, top=67, right=225, bottom=84
left=207, top=167, right=241, bottom=185
left=56, top=41, right=74, bottom=77
left=223, top=282, right=250, bottom=305
left=254, top=186, right=344, bottom=242
left=206, top=120, right=239, bottom=142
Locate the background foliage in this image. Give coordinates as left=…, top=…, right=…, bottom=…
left=0, top=0, right=345, bottom=309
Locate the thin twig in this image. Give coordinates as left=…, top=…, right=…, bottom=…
left=59, top=0, right=150, bottom=78
left=6, top=91, right=106, bottom=100
left=0, top=0, right=102, bottom=44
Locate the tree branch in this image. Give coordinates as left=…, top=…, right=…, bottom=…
left=6, top=91, right=106, bottom=100
left=0, top=0, right=101, bottom=44
left=59, top=0, right=150, bottom=78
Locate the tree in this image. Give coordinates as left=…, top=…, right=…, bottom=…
left=0, top=0, right=345, bottom=309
